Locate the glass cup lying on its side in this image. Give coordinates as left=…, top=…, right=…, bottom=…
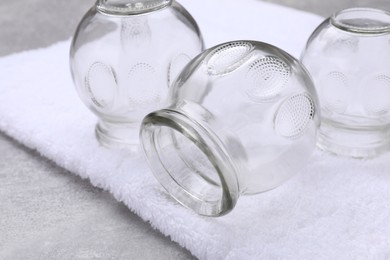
left=141, top=40, right=320, bottom=216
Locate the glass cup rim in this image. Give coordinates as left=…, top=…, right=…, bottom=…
left=97, top=0, right=172, bottom=15
left=140, top=109, right=240, bottom=217
left=331, top=7, right=390, bottom=34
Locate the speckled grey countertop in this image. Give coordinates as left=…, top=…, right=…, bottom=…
left=1, top=0, right=388, bottom=259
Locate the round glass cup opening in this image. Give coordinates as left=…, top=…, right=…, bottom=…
left=331, top=8, right=390, bottom=34
left=97, top=0, right=171, bottom=15
left=155, top=126, right=222, bottom=200
left=140, top=111, right=238, bottom=216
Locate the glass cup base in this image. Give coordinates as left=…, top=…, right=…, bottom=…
left=95, top=120, right=140, bottom=151
left=317, top=121, right=390, bottom=158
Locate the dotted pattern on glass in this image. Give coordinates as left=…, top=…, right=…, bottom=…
left=363, top=74, right=390, bottom=116
left=275, top=93, right=315, bottom=139
left=85, top=62, right=117, bottom=109
left=246, top=56, right=290, bottom=102
left=121, top=17, right=151, bottom=50
left=206, top=42, right=253, bottom=76
left=128, top=63, right=161, bottom=107
left=320, top=71, right=349, bottom=114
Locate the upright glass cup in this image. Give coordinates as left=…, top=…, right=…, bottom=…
left=70, top=0, right=204, bottom=150
left=141, top=41, right=320, bottom=216
left=301, top=8, right=390, bottom=158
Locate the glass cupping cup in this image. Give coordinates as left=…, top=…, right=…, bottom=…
left=70, top=0, right=204, bottom=150
left=141, top=41, right=320, bottom=216
left=301, top=8, right=390, bottom=158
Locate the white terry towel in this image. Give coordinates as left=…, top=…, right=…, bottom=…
left=1, top=0, right=390, bottom=259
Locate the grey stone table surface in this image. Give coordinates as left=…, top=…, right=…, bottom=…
left=0, top=1, right=388, bottom=259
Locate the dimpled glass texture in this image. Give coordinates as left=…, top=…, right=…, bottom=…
left=301, top=8, right=390, bottom=158
left=70, top=0, right=204, bottom=149
left=140, top=41, right=320, bottom=216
